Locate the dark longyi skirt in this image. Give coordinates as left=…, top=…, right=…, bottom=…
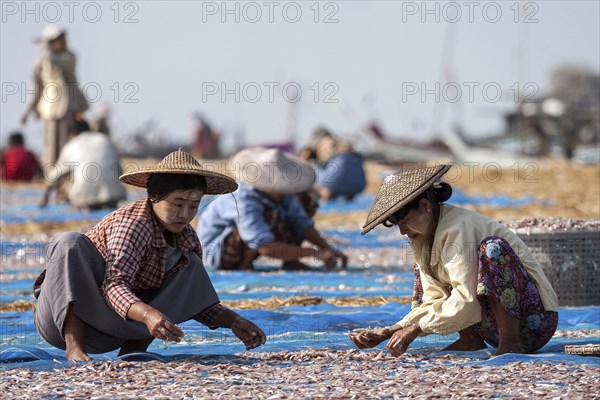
left=34, top=232, right=219, bottom=354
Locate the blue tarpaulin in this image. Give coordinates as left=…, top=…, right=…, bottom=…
left=0, top=187, right=538, bottom=224
left=1, top=268, right=599, bottom=369
left=1, top=186, right=597, bottom=371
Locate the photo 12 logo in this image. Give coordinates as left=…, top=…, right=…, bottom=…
left=1, top=1, right=140, bottom=24
left=201, top=81, right=339, bottom=103
left=201, top=1, right=340, bottom=23
left=392, top=161, right=540, bottom=184
left=401, top=81, right=539, bottom=104
left=2, top=81, right=140, bottom=104
left=401, top=1, right=540, bottom=23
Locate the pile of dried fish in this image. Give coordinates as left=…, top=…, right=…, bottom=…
left=552, top=329, right=600, bottom=338
left=0, top=295, right=412, bottom=312
left=223, top=295, right=411, bottom=310
left=0, top=300, right=35, bottom=312
left=1, top=349, right=598, bottom=398
left=501, top=217, right=600, bottom=232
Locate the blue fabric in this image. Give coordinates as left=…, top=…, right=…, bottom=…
left=316, top=153, right=366, bottom=199
left=2, top=185, right=596, bottom=372
left=197, top=184, right=314, bottom=269
left=0, top=185, right=537, bottom=223
left=1, top=305, right=598, bottom=370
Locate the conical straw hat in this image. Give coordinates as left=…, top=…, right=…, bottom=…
left=230, top=147, right=315, bottom=194
left=119, top=149, right=238, bottom=194
left=361, top=164, right=452, bottom=234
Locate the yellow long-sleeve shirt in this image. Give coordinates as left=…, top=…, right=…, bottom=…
left=398, top=204, right=559, bottom=335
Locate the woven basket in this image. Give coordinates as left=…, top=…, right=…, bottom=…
left=564, top=344, right=600, bottom=356
left=515, top=228, right=600, bottom=307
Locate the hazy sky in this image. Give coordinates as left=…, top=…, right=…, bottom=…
left=1, top=1, right=599, bottom=154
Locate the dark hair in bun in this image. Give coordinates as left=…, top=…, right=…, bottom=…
left=433, top=182, right=452, bottom=203
left=382, top=182, right=452, bottom=228
left=421, top=182, right=452, bottom=204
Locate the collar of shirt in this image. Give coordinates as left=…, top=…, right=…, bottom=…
left=239, top=183, right=293, bottom=210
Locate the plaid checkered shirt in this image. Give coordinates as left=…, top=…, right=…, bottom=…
left=86, top=198, right=225, bottom=325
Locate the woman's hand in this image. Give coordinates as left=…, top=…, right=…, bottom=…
left=317, top=248, right=348, bottom=270
left=386, top=323, right=421, bottom=357
left=143, top=307, right=184, bottom=343
left=231, top=316, right=267, bottom=350
left=349, top=326, right=397, bottom=349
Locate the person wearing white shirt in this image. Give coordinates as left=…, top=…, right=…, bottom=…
left=40, top=118, right=126, bottom=210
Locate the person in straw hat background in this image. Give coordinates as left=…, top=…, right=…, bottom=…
left=21, top=24, right=89, bottom=168
left=33, top=149, right=266, bottom=361
left=350, top=165, right=558, bottom=358
left=299, top=126, right=367, bottom=202
left=197, top=147, right=348, bottom=271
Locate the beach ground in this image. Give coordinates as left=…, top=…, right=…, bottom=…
left=1, top=157, right=599, bottom=398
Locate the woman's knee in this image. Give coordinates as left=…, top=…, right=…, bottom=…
left=478, top=236, right=517, bottom=268
left=52, top=231, right=86, bottom=246
left=47, top=232, right=87, bottom=262
left=479, top=236, right=512, bottom=253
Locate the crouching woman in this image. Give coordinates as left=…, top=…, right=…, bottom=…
left=350, top=165, right=558, bottom=357
left=34, top=150, right=266, bottom=361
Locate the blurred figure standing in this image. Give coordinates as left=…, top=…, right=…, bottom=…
left=40, top=118, right=126, bottom=210
left=21, top=24, right=88, bottom=168
left=1, top=132, right=42, bottom=182
left=190, top=114, right=219, bottom=159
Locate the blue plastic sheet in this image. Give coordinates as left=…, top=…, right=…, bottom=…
left=0, top=187, right=537, bottom=224
left=1, top=264, right=599, bottom=371
left=1, top=305, right=598, bottom=370
left=1, top=185, right=596, bottom=371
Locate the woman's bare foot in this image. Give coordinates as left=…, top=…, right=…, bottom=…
left=487, top=297, right=523, bottom=358
left=66, top=350, right=91, bottom=361
left=66, top=347, right=92, bottom=361
left=118, top=338, right=155, bottom=356
left=63, top=303, right=92, bottom=361
left=492, top=344, right=524, bottom=357
left=443, top=327, right=487, bottom=351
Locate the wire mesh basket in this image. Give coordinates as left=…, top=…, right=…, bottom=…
left=514, top=228, right=600, bottom=307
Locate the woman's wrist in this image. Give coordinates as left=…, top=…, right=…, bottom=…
left=386, top=324, right=403, bottom=335
left=213, top=308, right=240, bottom=329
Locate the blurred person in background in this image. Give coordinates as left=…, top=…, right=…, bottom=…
left=89, top=101, right=112, bottom=136
left=21, top=24, right=88, bottom=168
left=190, top=114, right=220, bottom=159
left=40, top=117, right=127, bottom=210
left=197, top=147, right=347, bottom=271
left=1, top=131, right=42, bottom=182
left=300, top=126, right=366, bottom=202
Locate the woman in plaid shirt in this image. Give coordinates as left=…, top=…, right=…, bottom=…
left=34, top=150, right=266, bottom=361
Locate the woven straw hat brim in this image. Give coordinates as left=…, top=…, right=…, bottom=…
left=119, top=150, right=238, bottom=195
left=120, top=168, right=237, bottom=194
left=231, top=147, right=315, bottom=194
left=361, top=164, right=452, bottom=235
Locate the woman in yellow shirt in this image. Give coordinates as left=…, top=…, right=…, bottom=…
left=350, top=165, right=558, bottom=357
